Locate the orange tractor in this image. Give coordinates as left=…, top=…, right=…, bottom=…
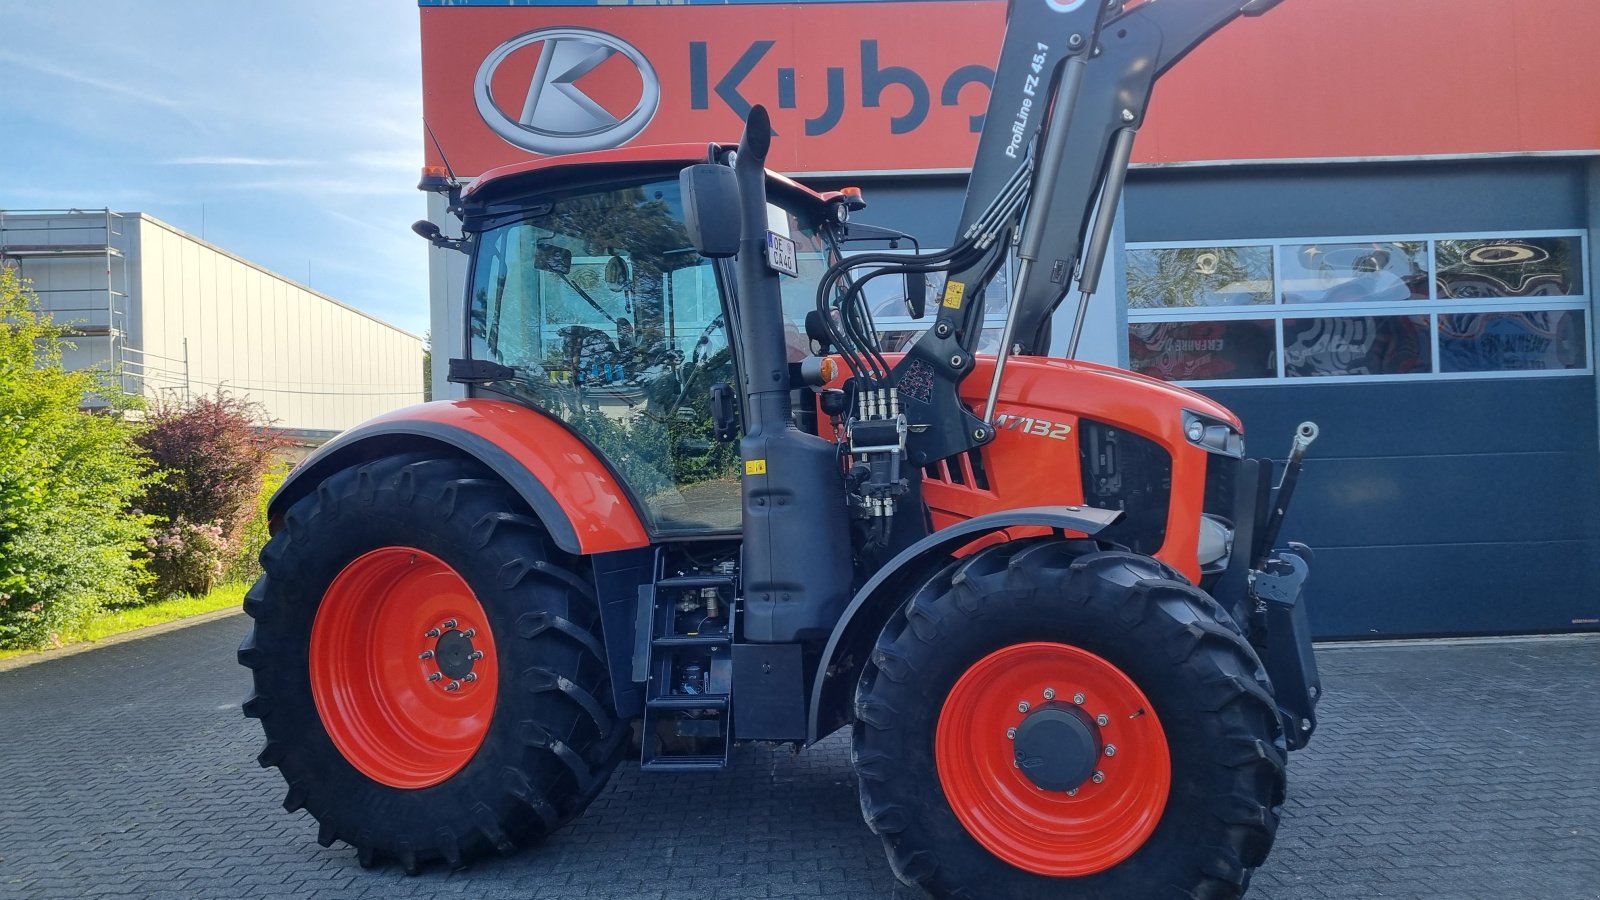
left=240, top=0, right=1322, bottom=895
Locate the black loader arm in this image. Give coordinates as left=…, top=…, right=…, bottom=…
left=895, top=0, right=1287, bottom=466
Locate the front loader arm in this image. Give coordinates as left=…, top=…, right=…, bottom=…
left=895, top=0, right=1286, bottom=466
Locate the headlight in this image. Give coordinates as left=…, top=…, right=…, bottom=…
left=1182, top=410, right=1244, bottom=457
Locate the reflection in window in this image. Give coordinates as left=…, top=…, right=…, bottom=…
left=1128, top=320, right=1276, bottom=381
left=861, top=252, right=1012, bottom=352
left=1126, top=231, right=1588, bottom=384
left=1279, top=242, right=1427, bottom=304
left=1439, top=310, right=1588, bottom=372
left=1126, top=246, right=1274, bottom=309
left=1434, top=237, right=1582, bottom=298
left=1283, top=315, right=1430, bottom=377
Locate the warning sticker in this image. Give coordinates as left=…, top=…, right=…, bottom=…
left=941, top=280, right=966, bottom=309
left=745, top=459, right=768, bottom=475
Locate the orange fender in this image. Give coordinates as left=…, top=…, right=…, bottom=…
left=268, top=400, right=650, bottom=556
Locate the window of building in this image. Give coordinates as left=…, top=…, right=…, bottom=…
left=853, top=250, right=1014, bottom=354
left=1125, top=232, right=1591, bottom=384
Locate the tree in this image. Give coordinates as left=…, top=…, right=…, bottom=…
left=423, top=329, right=433, bottom=402
left=0, top=265, right=153, bottom=649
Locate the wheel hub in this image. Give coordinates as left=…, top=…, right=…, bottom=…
left=432, top=628, right=480, bottom=681
left=1013, top=705, right=1099, bottom=792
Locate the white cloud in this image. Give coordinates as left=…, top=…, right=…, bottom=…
left=0, top=49, right=183, bottom=111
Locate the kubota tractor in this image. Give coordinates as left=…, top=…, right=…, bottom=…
left=239, top=0, right=1323, bottom=896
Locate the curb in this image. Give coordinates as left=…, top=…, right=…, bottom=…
left=1315, top=631, right=1600, bottom=651
left=0, top=606, right=245, bottom=674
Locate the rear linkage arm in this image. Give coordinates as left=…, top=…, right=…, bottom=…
left=893, top=0, right=1286, bottom=467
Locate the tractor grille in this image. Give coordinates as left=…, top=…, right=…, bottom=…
left=1203, top=454, right=1238, bottom=524
left=1078, top=419, right=1171, bottom=556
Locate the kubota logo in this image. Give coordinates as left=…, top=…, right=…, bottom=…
left=474, top=27, right=661, bottom=154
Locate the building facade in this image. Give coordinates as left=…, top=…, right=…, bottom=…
left=418, top=0, right=1600, bottom=638
left=0, top=209, right=425, bottom=439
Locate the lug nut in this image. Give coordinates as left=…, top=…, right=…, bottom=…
left=463, top=628, right=476, bottom=638
left=1092, top=771, right=1105, bottom=784
left=463, top=673, right=478, bottom=683
left=470, top=650, right=484, bottom=661
left=1067, top=788, right=1078, bottom=797
left=442, top=619, right=458, bottom=630
left=445, top=680, right=462, bottom=692
left=1042, top=688, right=1056, bottom=701
left=427, top=672, right=442, bottom=682
left=1006, top=727, right=1017, bottom=740
left=425, top=628, right=441, bottom=639
left=1018, top=701, right=1030, bottom=713
left=1104, top=745, right=1117, bottom=757
left=1096, top=714, right=1109, bottom=726
left=419, top=650, right=434, bottom=660
left=1073, top=692, right=1086, bottom=705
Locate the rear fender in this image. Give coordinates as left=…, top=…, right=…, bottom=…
left=806, top=505, right=1123, bottom=744
left=268, top=400, right=650, bottom=556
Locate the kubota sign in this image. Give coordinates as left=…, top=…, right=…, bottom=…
left=422, top=2, right=1008, bottom=175
left=421, top=0, right=1600, bottom=177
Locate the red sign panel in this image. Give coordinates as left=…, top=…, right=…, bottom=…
left=421, top=2, right=1006, bottom=176
left=421, top=0, right=1600, bottom=178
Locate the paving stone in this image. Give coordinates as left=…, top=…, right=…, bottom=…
left=1, top=615, right=1597, bottom=898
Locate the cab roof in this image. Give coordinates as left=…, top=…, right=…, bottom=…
left=463, top=143, right=840, bottom=208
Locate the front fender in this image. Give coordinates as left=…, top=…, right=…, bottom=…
left=269, top=400, right=650, bottom=556
left=805, top=505, right=1123, bottom=744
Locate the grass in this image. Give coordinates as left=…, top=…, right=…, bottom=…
left=0, top=582, right=248, bottom=662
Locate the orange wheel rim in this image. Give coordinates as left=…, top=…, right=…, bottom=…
left=309, top=547, right=498, bottom=789
left=935, top=642, right=1170, bottom=876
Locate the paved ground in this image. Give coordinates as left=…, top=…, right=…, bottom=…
left=1, top=615, right=1597, bottom=900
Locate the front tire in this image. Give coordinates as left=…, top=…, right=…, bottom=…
left=238, top=455, right=624, bottom=873
left=853, top=540, right=1286, bottom=899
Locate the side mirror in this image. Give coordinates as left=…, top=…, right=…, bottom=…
left=604, top=254, right=631, bottom=291
left=534, top=241, right=572, bottom=275
left=679, top=164, right=740, bottom=259
left=905, top=273, right=928, bottom=319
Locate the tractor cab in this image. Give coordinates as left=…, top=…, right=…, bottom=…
left=451, top=148, right=851, bottom=536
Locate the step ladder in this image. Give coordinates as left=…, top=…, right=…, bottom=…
left=640, top=571, right=736, bottom=772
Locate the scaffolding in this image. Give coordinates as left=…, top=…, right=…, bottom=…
left=0, top=209, right=136, bottom=394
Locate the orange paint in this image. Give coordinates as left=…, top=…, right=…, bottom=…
left=367, top=400, right=651, bottom=555
left=310, top=547, right=498, bottom=789
left=423, top=0, right=1600, bottom=177
left=936, top=642, right=1171, bottom=875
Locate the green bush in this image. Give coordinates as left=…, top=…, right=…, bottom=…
left=223, top=466, right=288, bottom=586
left=0, top=266, right=153, bottom=650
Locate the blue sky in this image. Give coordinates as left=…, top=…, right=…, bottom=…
left=0, top=1, right=430, bottom=336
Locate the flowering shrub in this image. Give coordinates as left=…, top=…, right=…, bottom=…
left=135, top=393, right=287, bottom=599
left=146, top=518, right=233, bottom=598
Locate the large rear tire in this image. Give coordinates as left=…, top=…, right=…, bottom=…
left=853, top=540, right=1285, bottom=899
left=238, top=455, right=624, bottom=873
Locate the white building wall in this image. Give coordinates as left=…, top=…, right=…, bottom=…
left=129, top=215, right=423, bottom=434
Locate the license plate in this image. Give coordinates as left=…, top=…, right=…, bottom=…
left=765, top=231, right=799, bottom=277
